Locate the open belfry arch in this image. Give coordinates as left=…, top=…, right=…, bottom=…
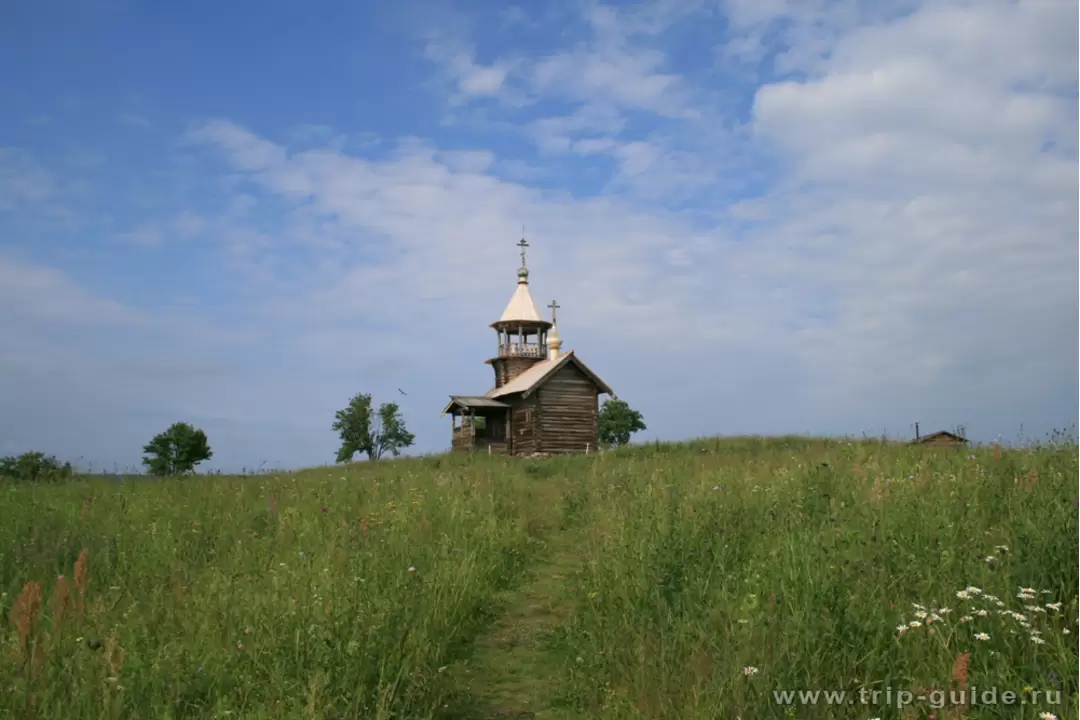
left=441, top=235, right=614, bottom=455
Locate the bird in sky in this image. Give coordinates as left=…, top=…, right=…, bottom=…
left=397, top=388, right=407, bottom=396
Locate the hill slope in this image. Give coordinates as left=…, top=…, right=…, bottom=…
left=2, top=437, right=1076, bottom=719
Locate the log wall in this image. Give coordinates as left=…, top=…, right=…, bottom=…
left=510, top=395, right=538, bottom=455
left=535, top=364, right=598, bottom=454
left=492, top=357, right=542, bottom=388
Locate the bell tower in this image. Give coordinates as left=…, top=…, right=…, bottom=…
left=486, top=235, right=552, bottom=388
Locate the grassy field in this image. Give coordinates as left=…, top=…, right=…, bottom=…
left=1, top=436, right=1076, bottom=719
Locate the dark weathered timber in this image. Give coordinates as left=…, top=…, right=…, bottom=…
left=909, top=430, right=968, bottom=448
left=510, top=395, right=538, bottom=455
left=490, top=356, right=542, bottom=388
left=535, top=363, right=598, bottom=454
left=451, top=407, right=511, bottom=453
left=452, top=422, right=475, bottom=451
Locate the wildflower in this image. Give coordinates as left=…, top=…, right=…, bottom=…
left=984, top=555, right=996, bottom=563
left=408, top=566, right=416, bottom=573
left=1063, top=629, right=1071, bottom=635
left=1019, top=586, right=1037, bottom=595
left=1039, top=713, right=1058, bottom=720
left=964, top=586, right=983, bottom=595
left=914, top=611, right=928, bottom=619
left=956, top=590, right=971, bottom=600
left=928, top=613, right=942, bottom=624
left=321, top=506, right=328, bottom=513
left=974, top=633, right=990, bottom=641
left=1031, top=636, right=1046, bottom=645
left=995, top=545, right=1009, bottom=554
left=908, top=621, right=922, bottom=628
left=743, top=666, right=759, bottom=676
left=1046, top=602, right=1062, bottom=611
left=937, top=607, right=952, bottom=614
left=960, top=616, right=974, bottom=623
left=896, top=624, right=908, bottom=634
left=975, top=609, right=989, bottom=617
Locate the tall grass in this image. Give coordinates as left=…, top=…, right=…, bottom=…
left=1, top=437, right=1076, bottom=719
left=0, top=456, right=566, bottom=719
left=546, top=439, right=1079, bottom=718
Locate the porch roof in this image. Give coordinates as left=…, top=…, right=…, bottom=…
left=441, top=395, right=511, bottom=416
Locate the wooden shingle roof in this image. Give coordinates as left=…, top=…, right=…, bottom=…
left=909, top=430, right=968, bottom=445
left=440, top=396, right=511, bottom=415
left=486, top=350, right=613, bottom=399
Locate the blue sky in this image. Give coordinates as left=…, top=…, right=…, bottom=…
left=2, top=0, right=1077, bottom=472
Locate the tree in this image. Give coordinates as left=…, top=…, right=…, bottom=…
left=142, top=422, right=213, bottom=476
left=0, top=452, right=73, bottom=483
left=598, top=397, right=646, bottom=448
left=332, top=392, right=416, bottom=462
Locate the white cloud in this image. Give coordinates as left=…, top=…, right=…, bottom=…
left=571, top=137, right=619, bottom=155
left=530, top=43, right=692, bottom=118
left=422, top=29, right=518, bottom=104
left=0, top=254, right=145, bottom=327
left=1, top=0, right=1075, bottom=471
left=527, top=105, right=628, bottom=153
left=181, top=0, right=1079, bottom=438
left=456, top=62, right=508, bottom=96
left=182, top=120, right=288, bottom=171
left=740, top=0, right=1077, bottom=412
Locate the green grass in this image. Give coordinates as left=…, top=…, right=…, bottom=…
left=1, top=437, right=1076, bottom=719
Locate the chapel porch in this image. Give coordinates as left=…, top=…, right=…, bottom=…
left=442, top=396, right=511, bottom=454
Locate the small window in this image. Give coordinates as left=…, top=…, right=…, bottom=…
left=473, top=416, right=487, bottom=430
